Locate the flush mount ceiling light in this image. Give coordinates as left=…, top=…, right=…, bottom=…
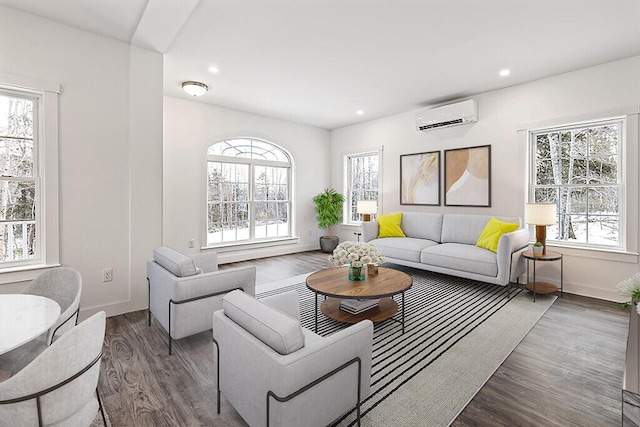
left=499, top=69, right=511, bottom=77
left=182, top=81, right=208, bottom=97
left=356, top=110, right=364, bottom=116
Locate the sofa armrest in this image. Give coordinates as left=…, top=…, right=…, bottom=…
left=495, top=229, right=529, bottom=285
left=259, top=290, right=300, bottom=321
left=189, top=252, right=219, bottom=273
left=172, top=266, right=256, bottom=301
left=361, top=221, right=379, bottom=242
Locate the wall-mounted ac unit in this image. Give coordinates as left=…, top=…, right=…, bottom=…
left=415, top=99, right=478, bottom=131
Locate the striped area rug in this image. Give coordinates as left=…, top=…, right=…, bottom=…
left=257, top=265, right=553, bottom=427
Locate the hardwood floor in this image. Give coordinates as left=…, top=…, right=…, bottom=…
left=98, top=251, right=628, bottom=426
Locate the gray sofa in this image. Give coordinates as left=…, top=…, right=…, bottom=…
left=362, top=212, right=529, bottom=287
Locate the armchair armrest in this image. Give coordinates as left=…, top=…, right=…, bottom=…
left=173, top=266, right=256, bottom=301
left=274, top=320, right=373, bottom=399
left=259, top=290, right=300, bottom=321
left=189, top=252, right=218, bottom=273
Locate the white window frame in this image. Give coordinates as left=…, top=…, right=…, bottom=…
left=522, top=107, right=639, bottom=255
left=0, top=72, right=60, bottom=280
left=345, top=149, right=382, bottom=224
left=205, top=138, right=293, bottom=247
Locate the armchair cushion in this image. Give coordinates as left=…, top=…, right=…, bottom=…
left=153, top=246, right=197, bottom=277
left=223, top=290, right=304, bottom=355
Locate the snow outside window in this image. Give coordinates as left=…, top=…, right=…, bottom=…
left=346, top=152, right=380, bottom=223
left=529, top=118, right=623, bottom=249
left=206, top=138, right=292, bottom=246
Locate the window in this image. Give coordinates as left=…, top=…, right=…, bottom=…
left=0, top=74, right=59, bottom=272
left=0, top=91, right=37, bottom=264
left=529, top=118, right=623, bottom=249
left=346, top=152, right=380, bottom=223
left=207, top=138, right=292, bottom=245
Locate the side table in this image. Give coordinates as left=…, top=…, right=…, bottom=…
left=522, top=249, right=563, bottom=302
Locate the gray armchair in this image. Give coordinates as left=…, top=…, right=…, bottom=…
left=147, top=246, right=256, bottom=354
left=213, top=290, right=373, bottom=427
left=0, top=311, right=107, bottom=427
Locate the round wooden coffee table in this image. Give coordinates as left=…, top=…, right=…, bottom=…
left=306, top=266, right=412, bottom=333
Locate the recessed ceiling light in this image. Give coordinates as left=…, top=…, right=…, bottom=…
left=356, top=110, right=364, bottom=116
left=208, top=66, right=220, bottom=74
left=499, top=69, right=511, bottom=77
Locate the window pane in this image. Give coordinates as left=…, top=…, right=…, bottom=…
left=535, top=160, right=554, bottom=185
left=533, top=187, right=557, bottom=205
left=0, top=96, right=33, bottom=139
left=0, top=181, right=36, bottom=220
left=0, top=138, right=33, bottom=177
left=588, top=156, right=617, bottom=184
left=0, top=222, right=36, bottom=262
left=587, top=215, right=618, bottom=245
left=590, top=125, right=618, bottom=156
left=588, top=187, right=618, bottom=215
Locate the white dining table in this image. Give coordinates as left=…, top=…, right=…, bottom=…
left=0, top=294, right=61, bottom=355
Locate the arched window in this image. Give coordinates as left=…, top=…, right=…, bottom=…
left=207, top=138, right=292, bottom=245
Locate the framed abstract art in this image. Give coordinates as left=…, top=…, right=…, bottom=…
left=444, top=145, right=491, bottom=207
left=400, top=151, right=440, bottom=205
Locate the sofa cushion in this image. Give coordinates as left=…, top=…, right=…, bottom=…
left=370, top=237, right=438, bottom=263
left=401, top=212, right=443, bottom=242
left=222, top=290, right=304, bottom=355
left=476, top=217, right=519, bottom=253
left=153, top=246, right=197, bottom=277
left=377, top=213, right=406, bottom=238
left=421, top=243, right=498, bottom=277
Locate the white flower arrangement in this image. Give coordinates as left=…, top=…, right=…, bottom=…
left=329, top=241, right=386, bottom=268
left=615, top=273, right=640, bottom=314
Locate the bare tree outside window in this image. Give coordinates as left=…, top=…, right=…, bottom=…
left=0, top=92, right=37, bottom=263
left=347, top=153, right=379, bottom=222
left=531, top=120, right=621, bottom=247
left=206, top=138, right=291, bottom=245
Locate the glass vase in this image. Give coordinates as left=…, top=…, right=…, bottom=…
left=348, top=262, right=365, bottom=281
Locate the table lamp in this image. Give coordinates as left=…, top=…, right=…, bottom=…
left=357, top=200, right=377, bottom=222
left=524, top=203, right=557, bottom=255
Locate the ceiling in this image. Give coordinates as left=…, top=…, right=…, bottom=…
left=3, top=0, right=640, bottom=129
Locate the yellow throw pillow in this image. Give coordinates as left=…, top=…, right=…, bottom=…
left=476, top=217, right=519, bottom=253
left=377, top=213, right=406, bottom=238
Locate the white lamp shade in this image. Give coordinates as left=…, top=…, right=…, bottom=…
left=524, top=203, right=557, bottom=225
left=357, top=200, right=377, bottom=214
left=182, top=81, right=208, bottom=97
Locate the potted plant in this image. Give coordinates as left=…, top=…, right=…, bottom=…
left=312, top=188, right=345, bottom=253
left=532, top=241, right=543, bottom=257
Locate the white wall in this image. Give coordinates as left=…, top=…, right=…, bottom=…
left=163, top=96, right=331, bottom=263
left=0, top=7, right=163, bottom=318
left=331, top=55, right=640, bottom=301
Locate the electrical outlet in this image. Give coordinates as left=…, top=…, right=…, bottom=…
left=188, top=239, right=195, bottom=248
left=308, top=230, right=313, bottom=236
left=103, top=268, right=113, bottom=282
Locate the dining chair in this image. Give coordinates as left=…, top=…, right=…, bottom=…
left=0, top=311, right=107, bottom=427
left=22, top=267, right=82, bottom=345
